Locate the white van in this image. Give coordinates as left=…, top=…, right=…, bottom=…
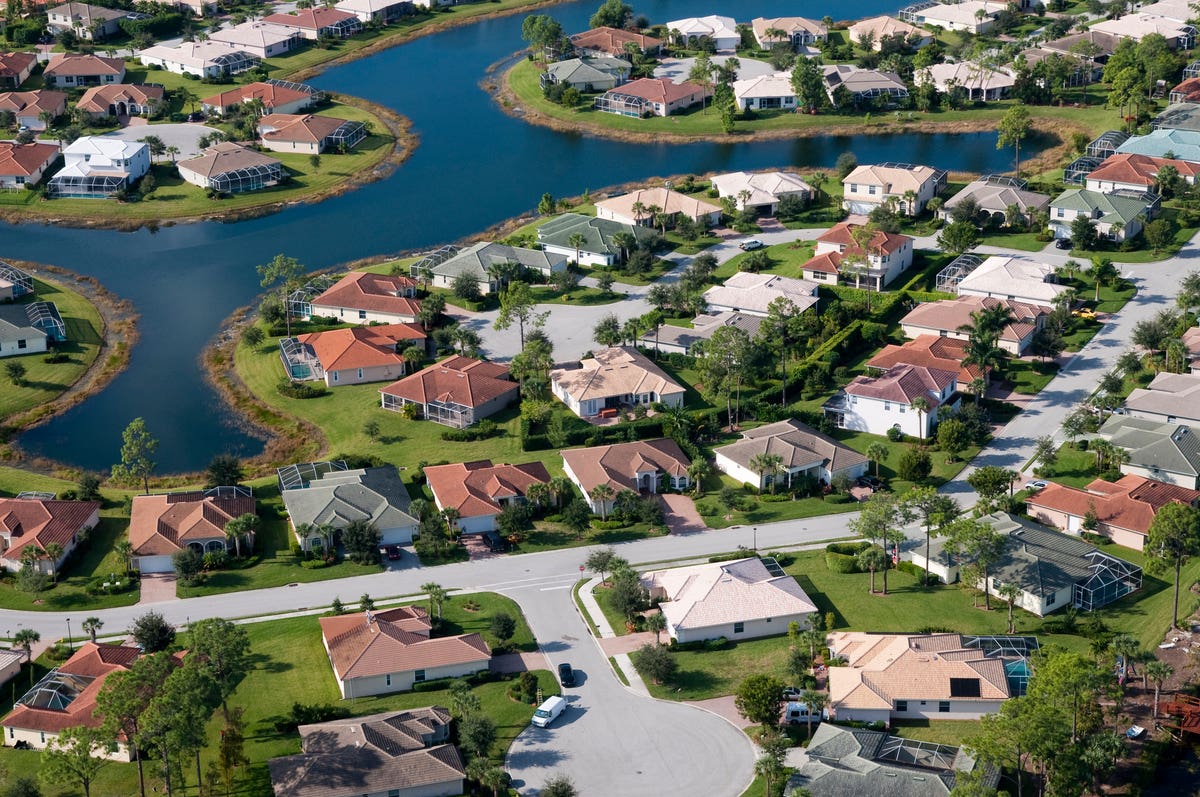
left=531, top=695, right=567, bottom=728
left=784, top=701, right=820, bottom=725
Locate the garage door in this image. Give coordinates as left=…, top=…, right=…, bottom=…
left=378, top=525, right=415, bottom=546
left=137, top=555, right=174, bottom=573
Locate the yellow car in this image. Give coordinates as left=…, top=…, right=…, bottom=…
left=1072, top=308, right=1098, bottom=320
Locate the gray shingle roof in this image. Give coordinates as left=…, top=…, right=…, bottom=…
left=431, top=242, right=566, bottom=281
left=280, top=465, right=416, bottom=531
left=1098, top=416, right=1200, bottom=478
left=0, top=304, right=42, bottom=343
left=537, top=212, right=654, bottom=257
left=715, top=418, right=868, bottom=476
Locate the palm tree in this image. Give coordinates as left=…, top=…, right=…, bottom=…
left=910, top=396, right=931, bottom=438
left=13, top=628, right=39, bottom=684
left=165, top=145, right=180, bottom=164
left=857, top=545, right=890, bottom=594
left=901, top=188, right=918, bottom=216
left=612, top=231, right=636, bottom=264
left=441, top=508, right=460, bottom=533
left=549, top=476, right=574, bottom=508
left=42, top=543, right=64, bottom=581
left=526, top=481, right=551, bottom=510
left=589, top=484, right=615, bottom=520
left=1109, top=633, right=1142, bottom=683
left=797, top=690, right=828, bottom=740
left=566, top=232, right=587, bottom=265
left=20, top=546, right=44, bottom=573
left=115, top=539, right=134, bottom=573
left=865, top=442, right=888, bottom=477
left=969, top=376, right=987, bottom=403
left=961, top=334, right=1007, bottom=394
left=645, top=204, right=664, bottom=234
left=646, top=611, right=667, bottom=644
left=1146, top=660, right=1173, bottom=717
left=421, top=582, right=447, bottom=621
left=1091, top=258, right=1119, bottom=302
left=81, top=617, right=103, bottom=643
left=998, top=582, right=1021, bottom=633
left=687, top=460, right=710, bottom=496
left=631, top=200, right=647, bottom=226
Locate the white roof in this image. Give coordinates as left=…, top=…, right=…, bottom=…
left=1091, top=13, right=1195, bottom=40
left=1137, top=0, right=1194, bottom=22
left=843, top=162, right=940, bottom=193
left=702, top=272, right=820, bottom=316
left=710, top=170, right=812, bottom=206
left=665, top=14, right=738, bottom=39
left=336, top=0, right=404, bottom=11
left=732, top=71, right=794, bottom=101
left=641, top=558, right=817, bottom=633
left=138, top=41, right=247, bottom=68
left=1126, top=372, right=1200, bottom=422
left=924, top=61, right=1015, bottom=92
left=209, top=21, right=297, bottom=48
left=915, top=0, right=1005, bottom=26
left=62, top=135, right=146, bottom=159
left=956, top=255, right=1070, bottom=305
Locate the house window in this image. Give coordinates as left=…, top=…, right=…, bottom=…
left=938, top=701, right=950, bottom=713
left=357, top=368, right=363, bottom=379
left=895, top=700, right=908, bottom=712
left=385, top=674, right=391, bottom=686
left=332, top=371, right=338, bottom=382
left=414, top=669, right=426, bottom=682
left=884, top=402, right=891, bottom=411
left=899, top=405, right=906, bottom=413
left=868, top=185, right=877, bottom=195
left=358, top=310, right=366, bottom=319
left=388, top=791, right=401, bottom=797
left=16, top=340, right=25, bottom=349
left=850, top=184, right=858, bottom=193
left=40, top=732, right=45, bottom=743
left=1047, top=592, right=1056, bottom=606
left=733, top=622, right=745, bottom=634
left=1056, top=208, right=1065, bottom=218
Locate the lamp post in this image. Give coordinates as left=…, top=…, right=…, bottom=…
left=753, top=526, right=758, bottom=552
left=65, top=618, right=72, bottom=649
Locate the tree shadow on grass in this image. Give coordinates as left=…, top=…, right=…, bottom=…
left=662, top=668, right=721, bottom=699
left=793, top=574, right=844, bottom=628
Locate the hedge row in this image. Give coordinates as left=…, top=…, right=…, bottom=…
left=825, top=541, right=871, bottom=574
left=520, top=408, right=722, bottom=452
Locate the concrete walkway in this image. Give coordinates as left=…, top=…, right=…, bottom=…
left=575, top=576, right=651, bottom=693
left=577, top=576, right=617, bottom=638
left=492, top=651, right=552, bottom=674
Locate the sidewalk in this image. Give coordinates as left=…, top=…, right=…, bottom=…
left=576, top=576, right=650, bottom=694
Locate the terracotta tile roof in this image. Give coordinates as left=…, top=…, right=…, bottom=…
left=319, top=608, right=490, bottom=681
left=802, top=251, right=841, bottom=275
left=1173, top=77, right=1200, bottom=102
left=0, top=498, right=98, bottom=562
left=128, top=491, right=256, bottom=556
left=817, top=221, right=911, bottom=255
left=843, top=363, right=956, bottom=407
left=262, top=7, right=358, bottom=29
left=258, top=113, right=347, bottom=144
left=424, top=460, right=551, bottom=519
left=569, top=25, right=662, bottom=55
left=1028, top=474, right=1200, bottom=536
left=867, top=336, right=984, bottom=384
left=380, top=357, right=516, bottom=409
left=43, top=53, right=124, bottom=78
left=1087, top=152, right=1200, bottom=187
left=201, top=81, right=312, bottom=110
left=0, top=142, right=58, bottom=177
left=297, top=323, right=425, bottom=373
left=310, top=271, right=419, bottom=318
left=900, top=295, right=1045, bottom=345
left=0, top=90, right=67, bottom=116
left=607, top=77, right=710, bottom=105
left=0, top=53, right=35, bottom=80
left=75, top=83, right=163, bottom=114
left=550, top=346, right=686, bottom=404
left=1, top=643, right=139, bottom=734
left=561, top=438, right=691, bottom=495
left=642, top=558, right=816, bottom=633
left=716, top=419, right=868, bottom=476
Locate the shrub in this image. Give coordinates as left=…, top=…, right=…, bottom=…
left=695, top=501, right=716, bottom=516
left=895, top=560, right=942, bottom=585
left=824, top=493, right=853, bottom=504
left=826, top=542, right=871, bottom=556
left=886, top=427, right=903, bottom=442
left=42, top=351, right=69, bottom=364
left=300, top=558, right=329, bottom=569
left=825, top=552, right=860, bottom=574
left=273, top=703, right=349, bottom=734
left=704, top=636, right=730, bottom=651
left=201, top=550, right=230, bottom=571
left=277, top=379, right=328, bottom=399
left=441, top=419, right=499, bottom=441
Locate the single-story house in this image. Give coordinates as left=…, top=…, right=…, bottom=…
left=268, top=707, right=465, bottom=797
left=335, top=0, right=410, bottom=23
left=642, top=558, right=817, bottom=643
left=137, top=42, right=260, bottom=79
left=424, top=460, right=551, bottom=534
left=806, top=221, right=913, bottom=289
left=702, top=272, right=820, bottom=317
left=1185, top=326, right=1200, bottom=374
left=866, top=336, right=984, bottom=387
left=903, top=0, right=1005, bottom=34
left=0, top=53, right=36, bottom=90
left=732, top=72, right=796, bottom=111
left=569, top=26, right=663, bottom=57
left=318, top=607, right=490, bottom=698
left=1050, top=188, right=1150, bottom=241
left=536, top=212, right=655, bottom=267
left=261, top=8, right=362, bottom=39
left=0, top=303, right=60, bottom=354
left=0, top=650, right=22, bottom=692
left=941, top=176, right=1050, bottom=227
left=380, top=356, right=518, bottom=428
left=46, top=2, right=128, bottom=39
left=42, top=53, right=125, bottom=88
left=258, top=113, right=366, bottom=154
left=842, top=162, right=943, bottom=216
left=1026, top=474, right=1200, bottom=551
left=924, top=61, right=1015, bottom=101
left=847, top=16, right=932, bottom=50
left=561, top=438, right=692, bottom=515
left=0, top=141, right=59, bottom=190
left=1098, top=415, right=1200, bottom=489
left=281, top=464, right=419, bottom=550
left=75, top=84, right=164, bottom=119
left=714, top=419, right=869, bottom=491
left=665, top=14, right=739, bottom=51
left=751, top=16, right=827, bottom=49
left=422, top=242, right=566, bottom=295
left=47, top=136, right=149, bottom=198
left=550, top=345, right=686, bottom=418
left=639, top=310, right=761, bottom=356
left=826, top=364, right=958, bottom=439
left=1155, top=102, right=1200, bottom=132
left=0, top=263, right=33, bottom=302
left=900, top=297, right=1046, bottom=355
left=287, top=322, right=426, bottom=388
left=128, top=487, right=256, bottom=572
left=201, top=81, right=315, bottom=116
left=1125, top=372, right=1200, bottom=425
left=1085, top=152, right=1200, bottom=193
left=543, top=56, right=630, bottom=92
left=954, top=255, right=1071, bottom=308
left=912, top=512, right=1143, bottom=613
left=175, top=0, right=217, bottom=15
left=208, top=21, right=302, bottom=59
left=177, top=142, right=285, bottom=194
left=1117, top=128, right=1200, bottom=164
left=822, top=65, right=909, bottom=108
left=595, top=186, right=722, bottom=227
left=0, top=496, right=99, bottom=574
left=827, top=632, right=1013, bottom=725
left=1090, top=13, right=1196, bottom=49
left=710, top=171, right=812, bottom=214
left=1170, top=77, right=1200, bottom=104
left=304, top=271, right=421, bottom=325
left=596, top=77, right=710, bottom=117
left=0, top=91, right=66, bottom=131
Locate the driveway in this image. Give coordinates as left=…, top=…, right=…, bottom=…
left=654, top=56, right=775, bottom=84
left=138, top=573, right=177, bottom=603
left=660, top=493, right=705, bottom=535
left=98, top=122, right=222, bottom=160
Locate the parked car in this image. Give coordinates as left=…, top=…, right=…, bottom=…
left=1055, top=237, right=1072, bottom=249
left=1072, top=308, right=1098, bottom=320
left=739, top=238, right=764, bottom=251
left=382, top=545, right=401, bottom=561
left=1028, top=480, right=1048, bottom=491
left=558, top=662, right=576, bottom=688
left=784, top=701, right=821, bottom=725
left=781, top=686, right=803, bottom=701
left=856, top=475, right=884, bottom=490
left=186, top=112, right=206, bottom=122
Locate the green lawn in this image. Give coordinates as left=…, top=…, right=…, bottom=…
left=1006, top=359, right=1060, bottom=395
left=1067, top=208, right=1200, bottom=263
left=646, top=634, right=796, bottom=701
left=715, top=241, right=816, bottom=280
left=1036, top=443, right=1101, bottom=488
left=592, top=582, right=632, bottom=636
left=978, top=231, right=1048, bottom=251
left=0, top=516, right=139, bottom=611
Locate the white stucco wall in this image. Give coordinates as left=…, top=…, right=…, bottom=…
left=673, top=613, right=811, bottom=644
left=338, top=659, right=489, bottom=698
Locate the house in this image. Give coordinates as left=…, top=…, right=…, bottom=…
left=421, top=241, right=565, bottom=295
left=201, top=82, right=316, bottom=116
left=732, top=72, right=796, bottom=111
left=866, top=336, right=985, bottom=387
left=791, top=725, right=998, bottom=796
left=1098, top=415, right=1200, bottom=489
left=1085, top=153, right=1200, bottom=193
left=826, top=364, right=958, bottom=438
left=569, top=26, right=663, bottom=57
left=1137, top=0, right=1196, bottom=20
left=1, top=643, right=142, bottom=759
left=664, top=15, right=739, bottom=51
left=46, top=2, right=128, bottom=40
left=0, top=262, right=33, bottom=302
left=208, top=21, right=302, bottom=59
left=424, top=460, right=551, bottom=534
left=1126, top=372, right=1200, bottom=425
left=941, top=176, right=1050, bottom=227
left=261, top=8, right=362, bottom=40
left=561, top=438, right=692, bottom=514
left=924, top=61, right=1015, bottom=101
left=847, top=16, right=932, bottom=51
left=137, top=42, right=260, bottom=78
left=319, top=607, right=490, bottom=698
left=549, top=346, right=686, bottom=418
left=42, top=53, right=125, bottom=88
left=0, top=53, right=36, bottom=90
left=1090, top=14, right=1196, bottom=49
left=902, top=1, right=1006, bottom=34
left=714, top=419, right=869, bottom=491
left=639, top=310, right=762, bottom=356
left=826, top=632, right=1014, bottom=725
left=380, top=356, right=518, bottom=428
left=128, top=487, right=256, bottom=572
left=280, top=464, right=419, bottom=549
left=0, top=650, right=22, bottom=692
left=1027, top=474, right=1200, bottom=551
left=0, top=91, right=66, bottom=131
left=594, top=186, right=722, bottom=226
left=1183, top=326, right=1200, bottom=373
left=335, top=0, right=410, bottom=24
left=0, top=496, right=99, bottom=574
left=842, top=162, right=944, bottom=216
left=710, top=171, right=812, bottom=214
left=1050, top=189, right=1148, bottom=242
left=822, top=65, right=909, bottom=107
left=175, top=0, right=216, bottom=16
left=258, top=113, right=366, bottom=154
left=286, top=322, right=426, bottom=388
left=702, top=272, right=820, bottom=317
left=1170, top=77, right=1200, bottom=104
left=596, top=78, right=710, bottom=117
left=0, top=303, right=60, bottom=354
left=268, top=707, right=465, bottom=797
left=75, top=84, right=164, bottom=119
left=954, top=255, right=1071, bottom=308
left=912, top=512, right=1143, bottom=613
left=543, top=56, right=630, bottom=92
left=1117, top=128, right=1200, bottom=163
left=0, top=141, right=58, bottom=190
left=177, top=142, right=285, bottom=194
left=899, top=296, right=1048, bottom=355
left=1152, top=103, right=1200, bottom=132
left=641, top=558, right=817, bottom=643
left=806, top=221, right=913, bottom=289
left=750, top=17, right=827, bottom=49
left=304, top=271, right=421, bottom=325
left=536, top=212, right=655, bottom=267
left=46, top=136, right=149, bottom=199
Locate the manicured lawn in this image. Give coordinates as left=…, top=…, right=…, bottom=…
left=978, top=231, right=1048, bottom=251
left=695, top=472, right=861, bottom=530
left=519, top=520, right=666, bottom=554
left=645, top=634, right=796, bottom=701
left=1006, top=359, right=1060, bottom=395
left=1064, top=272, right=1137, bottom=315
left=1069, top=208, right=1200, bottom=263
left=592, top=583, right=632, bottom=637
left=1036, top=443, right=1101, bottom=488
left=891, top=719, right=982, bottom=747
left=529, top=284, right=619, bottom=306
left=0, top=516, right=139, bottom=611
left=714, top=241, right=816, bottom=280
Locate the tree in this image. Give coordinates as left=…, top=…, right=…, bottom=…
left=494, top=281, right=546, bottom=349
left=759, top=297, right=804, bottom=405
left=41, top=725, right=111, bottom=797
left=188, top=617, right=249, bottom=717
left=139, top=657, right=221, bottom=795
left=521, top=13, right=564, bottom=58
left=4, top=361, right=25, bottom=386
left=865, top=442, right=888, bottom=477
left=790, top=56, right=825, bottom=110
left=998, top=582, right=1021, bottom=633
left=1146, top=659, right=1172, bottom=717
left=541, top=774, right=579, bottom=797
left=589, top=0, right=631, bottom=29
left=596, top=270, right=615, bottom=296
left=1177, top=270, right=1200, bottom=313
left=735, top=673, right=785, bottom=728
left=847, top=492, right=909, bottom=593
left=897, top=446, right=932, bottom=483
left=4, top=776, right=40, bottom=797
left=593, top=312, right=622, bottom=347
left=130, top=610, right=176, bottom=653
left=687, top=54, right=715, bottom=113
left=945, top=518, right=1007, bottom=610
left=631, top=642, right=676, bottom=684
left=748, top=452, right=785, bottom=495
left=608, top=565, right=646, bottom=622
left=585, top=547, right=620, bottom=585
left=489, top=612, right=516, bottom=648
left=937, top=418, right=971, bottom=462
left=1090, top=258, right=1119, bottom=302
left=81, top=617, right=103, bottom=643
left=205, top=454, right=244, bottom=488
left=903, top=488, right=960, bottom=588
left=646, top=611, right=667, bottom=644
left=172, top=549, right=202, bottom=585
left=968, top=466, right=1019, bottom=513
left=223, top=512, right=257, bottom=558
left=451, top=271, right=482, bottom=302
left=561, top=499, right=592, bottom=534
left=797, top=690, right=828, bottom=740
left=937, top=220, right=982, bottom=256
left=111, top=417, right=158, bottom=495
left=589, top=484, right=615, bottom=520
left=13, top=628, right=38, bottom=668
left=1070, top=215, right=1099, bottom=250
left=997, top=103, right=1032, bottom=176
left=257, top=254, right=304, bottom=337
left=1144, top=218, right=1175, bottom=255
left=857, top=545, right=890, bottom=594
left=755, top=731, right=790, bottom=796
left=1145, top=502, right=1200, bottom=628
left=703, top=325, right=752, bottom=430
left=342, top=519, right=382, bottom=565
left=97, top=652, right=176, bottom=797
